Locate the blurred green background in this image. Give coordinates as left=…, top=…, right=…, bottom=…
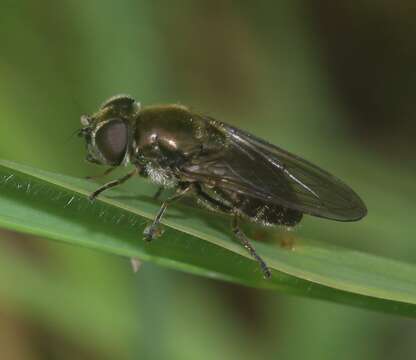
left=1, top=1, right=416, bottom=359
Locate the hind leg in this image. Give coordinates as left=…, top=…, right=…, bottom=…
left=194, top=185, right=273, bottom=279
left=231, top=215, right=272, bottom=279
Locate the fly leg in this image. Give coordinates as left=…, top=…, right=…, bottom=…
left=88, top=168, right=138, bottom=201
left=144, top=184, right=192, bottom=242
left=85, top=167, right=116, bottom=180
left=194, top=185, right=271, bottom=279
left=231, top=215, right=272, bottom=279
left=153, top=187, right=164, bottom=200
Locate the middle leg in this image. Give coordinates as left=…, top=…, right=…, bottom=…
left=143, top=183, right=192, bottom=241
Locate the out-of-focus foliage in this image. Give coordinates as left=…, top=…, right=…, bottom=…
left=0, top=1, right=415, bottom=359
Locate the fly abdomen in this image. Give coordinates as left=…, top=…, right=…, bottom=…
left=236, top=196, right=303, bottom=227
left=195, top=184, right=302, bottom=227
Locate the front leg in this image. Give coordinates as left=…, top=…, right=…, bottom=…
left=85, top=167, right=116, bottom=180
left=143, top=183, right=192, bottom=241
left=89, top=168, right=138, bottom=201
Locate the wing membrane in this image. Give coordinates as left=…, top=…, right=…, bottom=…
left=182, top=121, right=367, bottom=221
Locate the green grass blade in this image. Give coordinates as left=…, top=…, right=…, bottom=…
left=0, top=159, right=415, bottom=316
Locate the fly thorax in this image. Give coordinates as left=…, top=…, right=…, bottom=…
left=144, top=162, right=178, bottom=188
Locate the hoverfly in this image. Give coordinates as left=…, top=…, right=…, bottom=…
left=78, top=95, right=367, bottom=279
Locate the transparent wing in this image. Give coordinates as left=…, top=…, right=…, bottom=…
left=182, top=122, right=367, bottom=221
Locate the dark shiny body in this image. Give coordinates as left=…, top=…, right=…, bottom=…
left=134, top=105, right=305, bottom=227
left=79, top=95, right=367, bottom=279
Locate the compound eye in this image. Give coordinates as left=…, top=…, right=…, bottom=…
left=95, top=119, right=128, bottom=165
